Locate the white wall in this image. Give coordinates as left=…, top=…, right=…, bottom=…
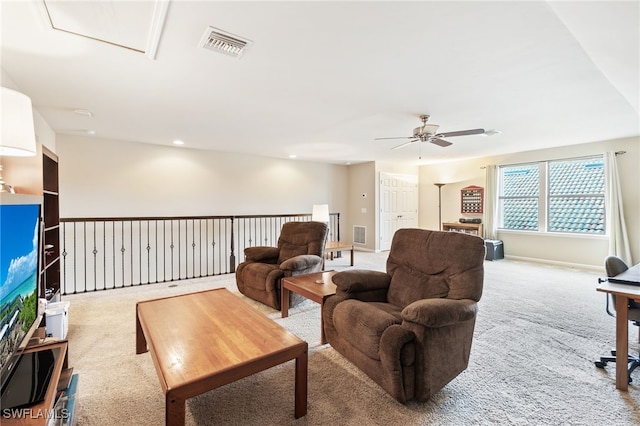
left=57, top=135, right=349, bottom=226
left=346, top=162, right=376, bottom=250
left=15, top=99, right=640, bottom=269
left=419, top=137, right=640, bottom=268
left=33, top=111, right=56, bottom=153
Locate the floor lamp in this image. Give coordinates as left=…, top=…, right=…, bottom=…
left=434, top=183, right=445, bottom=231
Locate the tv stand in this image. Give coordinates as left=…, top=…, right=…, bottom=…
left=2, top=340, right=68, bottom=425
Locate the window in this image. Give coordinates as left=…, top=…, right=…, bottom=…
left=498, top=156, right=605, bottom=234
left=499, top=164, right=540, bottom=231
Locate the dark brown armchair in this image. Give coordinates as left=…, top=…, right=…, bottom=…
left=323, top=228, right=485, bottom=403
left=236, top=221, right=328, bottom=310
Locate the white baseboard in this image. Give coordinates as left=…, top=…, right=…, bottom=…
left=504, top=255, right=602, bottom=272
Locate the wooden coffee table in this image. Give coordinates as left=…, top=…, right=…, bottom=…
left=281, top=270, right=337, bottom=344
left=136, top=288, right=308, bottom=425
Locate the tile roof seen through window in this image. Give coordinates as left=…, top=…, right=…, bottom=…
left=500, top=158, right=605, bottom=234
left=549, top=159, right=604, bottom=195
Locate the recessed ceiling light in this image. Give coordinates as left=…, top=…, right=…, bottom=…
left=173, top=140, right=184, bottom=146
left=73, top=108, right=93, bottom=117
left=288, top=154, right=297, bottom=159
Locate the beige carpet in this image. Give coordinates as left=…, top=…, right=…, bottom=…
left=63, top=252, right=640, bottom=425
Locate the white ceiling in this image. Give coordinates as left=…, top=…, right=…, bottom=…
left=1, top=1, right=638, bottom=165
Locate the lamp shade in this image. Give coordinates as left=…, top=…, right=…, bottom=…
left=312, top=204, right=330, bottom=223
left=1, top=87, right=37, bottom=156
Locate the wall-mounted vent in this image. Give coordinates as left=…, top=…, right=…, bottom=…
left=353, top=226, right=366, bottom=245
left=199, top=26, right=251, bottom=58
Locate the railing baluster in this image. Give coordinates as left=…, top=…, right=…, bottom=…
left=146, top=220, right=150, bottom=285
left=130, top=220, right=134, bottom=286
left=101, top=221, right=105, bottom=289
left=163, top=220, right=166, bottom=282
left=61, top=222, right=67, bottom=294
left=154, top=222, right=160, bottom=282
left=73, top=222, right=78, bottom=292
left=191, top=219, right=195, bottom=278
left=91, top=221, right=97, bottom=291
left=83, top=221, right=87, bottom=291
left=138, top=220, right=142, bottom=285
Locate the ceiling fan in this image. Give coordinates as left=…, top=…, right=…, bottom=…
left=375, top=115, right=486, bottom=150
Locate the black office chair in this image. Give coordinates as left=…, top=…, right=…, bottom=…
left=594, top=255, right=640, bottom=383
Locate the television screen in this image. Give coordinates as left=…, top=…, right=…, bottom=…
left=0, top=200, right=42, bottom=390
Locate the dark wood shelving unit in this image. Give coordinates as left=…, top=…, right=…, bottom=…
left=442, top=222, right=483, bottom=237
left=41, top=146, right=60, bottom=301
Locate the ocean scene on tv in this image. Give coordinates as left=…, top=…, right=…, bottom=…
left=0, top=204, right=40, bottom=370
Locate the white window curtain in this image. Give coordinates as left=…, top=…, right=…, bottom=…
left=483, top=164, right=498, bottom=239
left=604, top=151, right=632, bottom=265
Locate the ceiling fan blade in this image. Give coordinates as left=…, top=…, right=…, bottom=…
left=436, top=128, right=485, bottom=138
left=391, top=140, right=417, bottom=150
left=430, top=138, right=453, bottom=147
left=374, top=136, right=413, bottom=140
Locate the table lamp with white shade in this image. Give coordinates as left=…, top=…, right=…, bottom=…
left=311, top=204, right=330, bottom=223
left=0, top=87, right=37, bottom=193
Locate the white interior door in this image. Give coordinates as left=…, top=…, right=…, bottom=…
left=379, top=173, right=418, bottom=250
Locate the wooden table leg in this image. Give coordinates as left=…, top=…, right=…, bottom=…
left=166, top=393, right=186, bottom=426
left=281, top=286, right=289, bottom=318
left=615, top=295, right=629, bottom=391
left=135, top=306, right=147, bottom=354
left=349, top=247, right=354, bottom=266
left=294, top=346, right=308, bottom=419
left=320, top=299, right=327, bottom=345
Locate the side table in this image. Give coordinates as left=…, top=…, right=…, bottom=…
left=323, top=241, right=354, bottom=269
left=281, top=270, right=337, bottom=344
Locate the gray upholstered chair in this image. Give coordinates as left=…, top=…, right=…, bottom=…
left=594, top=255, right=640, bottom=382
left=323, top=228, right=485, bottom=403
left=235, top=221, right=328, bottom=310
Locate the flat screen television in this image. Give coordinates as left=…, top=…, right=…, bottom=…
left=0, top=194, right=49, bottom=409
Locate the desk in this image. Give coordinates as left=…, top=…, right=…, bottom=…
left=608, top=263, right=640, bottom=285
left=596, top=263, right=640, bottom=391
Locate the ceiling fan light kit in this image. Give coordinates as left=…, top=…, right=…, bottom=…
left=482, top=129, right=502, bottom=136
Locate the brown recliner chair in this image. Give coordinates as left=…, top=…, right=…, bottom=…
left=236, top=221, right=328, bottom=310
left=323, top=228, right=485, bottom=403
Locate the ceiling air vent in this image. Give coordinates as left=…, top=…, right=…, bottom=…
left=199, top=26, right=251, bottom=58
